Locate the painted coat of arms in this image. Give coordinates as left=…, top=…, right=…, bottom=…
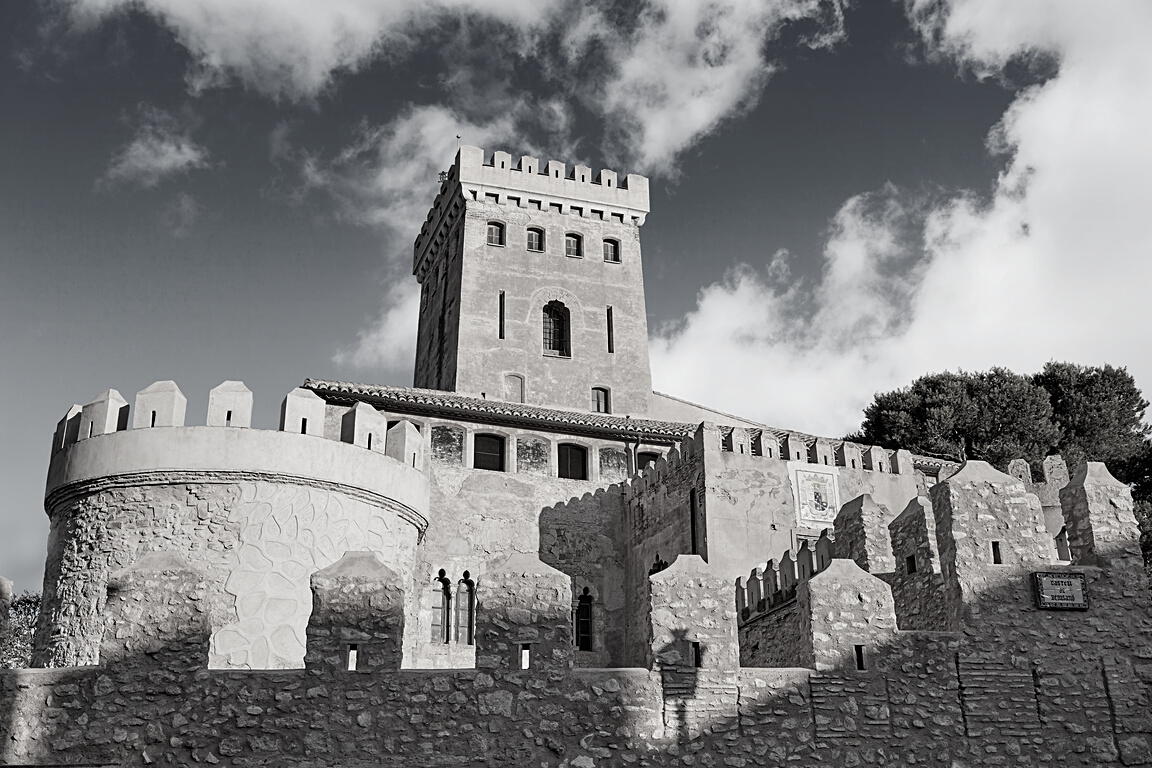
left=794, top=469, right=840, bottom=527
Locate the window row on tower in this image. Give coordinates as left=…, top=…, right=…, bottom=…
left=486, top=221, right=621, bottom=263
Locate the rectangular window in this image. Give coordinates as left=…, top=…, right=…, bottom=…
left=691, top=641, right=703, bottom=668
left=474, top=434, right=506, bottom=472
left=991, top=541, right=1003, bottom=564
left=558, top=444, right=588, bottom=480
left=906, top=554, right=917, bottom=574
left=854, top=644, right=866, bottom=670
left=346, top=643, right=358, bottom=671
left=592, top=388, right=610, bottom=414
left=603, top=240, right=619, bottom=262
left=498, top=291, right=505, bottom=339
left=300, top=418, right=308, bottom=434
left=150, top=411, right=156, bottom=427
left=527, top=228, right=543, bottom=252
left=520, top=644, right=531, bottom=669
left=225, top=410, right=232, bottom=427
left=565, top=234, right=582, bottom=258
left=606, top=306, right=614, bottom=353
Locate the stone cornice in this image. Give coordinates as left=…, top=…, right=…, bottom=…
left=44, top=469, right=429, bottom=538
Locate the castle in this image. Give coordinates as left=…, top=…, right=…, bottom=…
left=3, top=146, right=1151, bottom=767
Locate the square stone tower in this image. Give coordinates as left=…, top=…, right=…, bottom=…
left=412, top=146, right=653, bottom=415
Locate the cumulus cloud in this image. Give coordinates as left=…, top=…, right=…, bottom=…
left=101, top=106, right=208, bottom=188
left=66, top=0, right=564, bottom=100
left=334, top=280, right=421, bottom=369
left=651, top=0, right=1152, bottom=437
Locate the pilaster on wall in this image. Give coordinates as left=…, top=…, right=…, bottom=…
left=475, top=553, right=573, bottom=671
left=1061, top=462, right=1144, bottom=578
left=100, top=552, right=218, bottom=669
left=834, top=494, right=896, bottom=575
left=930, top=461, right=1050, bottom=632
left=305, top=551, right=406, bottom=674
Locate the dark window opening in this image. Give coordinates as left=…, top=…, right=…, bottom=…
left=603, top=239, right=620, bottom=262
left=606, top=306, right=614, bottom=353
left=455, top=573, right=475, bottom=645
left=474, top=433, right=506, bottom=472
left=854, top=644, right=866, bottom=670
left=637, top=452, right=660, bottom=470
left=558, top=443, right=588, bottom=480
left=431, top=570, right=452, bottom=643
left=487, top=222, right=505, bottom=246
left=689, top=488, right=699, bottom=555
left=527, top=228, right=544, bottom=252
left=565, top=233, right=582, bottom=258
left=542, top=301, right=570, bottom=357
left=906, top=554, right=917, bottom=574
left=1055, top=528, right=1071, bottom=561
left=367, top=434, right=373, bottom=451
left=520, top=643, right=532, bottom=669
left=991, top=541, right=1003, bottom=564
left=300, top=418, right=308, bottom=434
left=150, top=411, right=156, bottom=427
left=346, top=643, right=358, bottom=671
left=225, top=410, right=232, bottom=427
left=690, top=641, right=703, bottom=668
left=592, top=387, right=610, bottom=414
left=575, top=588, right=593, bottom=651
left=498, top=291, right=505, bottom=339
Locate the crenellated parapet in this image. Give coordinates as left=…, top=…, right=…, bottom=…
left=735, top=531, right=835, bottom=625
left=413, top=145, right=650, bottom=278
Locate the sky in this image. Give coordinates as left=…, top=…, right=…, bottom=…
left=2, top=0, right=1150, bottom=593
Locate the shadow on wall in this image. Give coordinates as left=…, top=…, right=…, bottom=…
left=4, top=464, right=1152, bottom=766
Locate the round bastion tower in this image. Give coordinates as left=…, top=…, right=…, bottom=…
left=37, top=380, right=429, bottom=669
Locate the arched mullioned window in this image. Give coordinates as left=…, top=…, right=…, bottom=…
left=527, top=227, right=544, bottom=252
left=575, top=587, right=593, bottom=651
left=455, top=572, right=476, bottom=645
left=431, top=569, right=452, bottom=643
left=542, top=301, right=570, bottom=357
left=487, top=222, right=505, bottom=246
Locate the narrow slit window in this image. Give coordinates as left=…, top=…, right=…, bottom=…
left=225, top=410, right=232, bottom=427
left=367, top=434, right=373, bottom=451
left=689, top=488, right=699, bottom=555
left=455, top=573, right=476, bottom=645
left=520, top=643, right=531, bottom=669
left=300, top=418, right=308, bottom=434
left=346, top=643, right=358, bottom=671
left=906, top=554, right=917, bottom=574
left=498, top=291, right=506, bottom=339
left=854, top=644, right=866, bottom=670
left=991, top=541, right=1003, bottom=564
left=606, top=306, right=614, bottom=353
left=150, top=411, right=156, bottom=428
left=575, top=588, right=593, bottom=652
left=691, top=641, right=703, bottom=668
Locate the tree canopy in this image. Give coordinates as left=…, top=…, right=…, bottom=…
left=1, top=591, right=39, bottom=669
left=850, top=362, right=1149, bottom=484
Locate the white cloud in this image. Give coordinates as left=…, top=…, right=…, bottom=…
left=67, top=0, right=564, bottom=100
left=102, top=106, right=208, bottom=188
left=334, top=279, right=421, bottom=370
left=652, top=0, right=1152, bottom=437
left=578, top=0, right=847, bottom=176
left=161, top=191, right=202, bottom=237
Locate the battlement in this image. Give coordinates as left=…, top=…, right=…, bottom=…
left=735, top=530, right=835, bottom=624
left=413, top=145, right=650, bottom=277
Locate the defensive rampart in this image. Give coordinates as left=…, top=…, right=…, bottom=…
left=36, top=381, right=429, bottom=671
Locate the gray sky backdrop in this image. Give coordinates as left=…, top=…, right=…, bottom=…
left=2, top=0, right=1150, bottom=592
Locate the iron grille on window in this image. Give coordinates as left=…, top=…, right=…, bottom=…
left=543, top=302, right=569, bottom=356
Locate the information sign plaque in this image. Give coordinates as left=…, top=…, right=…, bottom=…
left=1033, top=572, right=1088, bottom=610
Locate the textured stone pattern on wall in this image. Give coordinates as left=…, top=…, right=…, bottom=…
left=798, top=560, right=897, bottom=674
left=738, top=602, right=802, bottom=668
left=35, top=480, right=417, bottom=671
left=431, top=424, right=464, bottom=465
left=516, top=436, right=549, bottom=474
left=475, top=554, right=573, bottom=672
left=598, top=447, right=628, bottom=483
left=834, top=494, right=897, bottom=574
left=887, top=497, right=948, bottom=631
left=305, top=552, right=406, bottom=673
